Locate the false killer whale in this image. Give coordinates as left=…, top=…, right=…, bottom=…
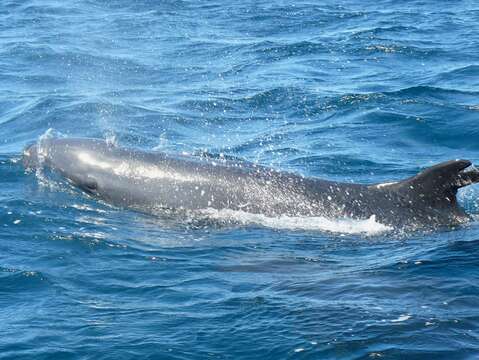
left=23, top=137, right=479, bottom=228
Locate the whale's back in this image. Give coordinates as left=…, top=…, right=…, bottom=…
left=22, top=138, right=479, bottom=228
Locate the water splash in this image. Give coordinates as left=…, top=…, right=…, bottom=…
left=202, top=208, right=391, bottom=235
left=33, top=128, right=64, bottom=189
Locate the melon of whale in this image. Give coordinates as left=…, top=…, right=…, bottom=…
left=22, top=138, right=479, bottom=228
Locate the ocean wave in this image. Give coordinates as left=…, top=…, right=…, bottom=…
left=384, top=85, right=479, bottom=97
left=438, top=64, right=479, bottom=77
left=0, top=267, right=48, bottom=292
left=360, top=43, right=443, bottom=58
left=247, top=40, right=329, bottom=61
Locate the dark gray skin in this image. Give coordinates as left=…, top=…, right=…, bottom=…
left=23, top=138, right=479, bottom=228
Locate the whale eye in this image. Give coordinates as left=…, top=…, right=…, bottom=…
left=82, top=178, right=98, bottom=193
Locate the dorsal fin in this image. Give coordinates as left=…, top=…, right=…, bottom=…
left=403, top=159, right=479, bottom=207
left=410, top=159, right=478, bottom=188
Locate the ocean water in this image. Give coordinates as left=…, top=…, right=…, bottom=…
left=1, top=0, right=479, bottom=358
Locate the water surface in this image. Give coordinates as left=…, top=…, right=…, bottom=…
left=1, top=1, right=479, bottom=359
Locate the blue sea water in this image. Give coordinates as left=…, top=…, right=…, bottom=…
left=1, top=0, right=479, bottom=358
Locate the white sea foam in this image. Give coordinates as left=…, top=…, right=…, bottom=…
left=202, top=209, right=391, bottom=235
left=391, top=314, right=411, bottom=323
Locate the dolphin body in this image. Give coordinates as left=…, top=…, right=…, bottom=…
left=23, top=138, right=479, bottom=228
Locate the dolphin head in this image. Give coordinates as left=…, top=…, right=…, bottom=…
left=22, top=138, right=115, bottom=196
